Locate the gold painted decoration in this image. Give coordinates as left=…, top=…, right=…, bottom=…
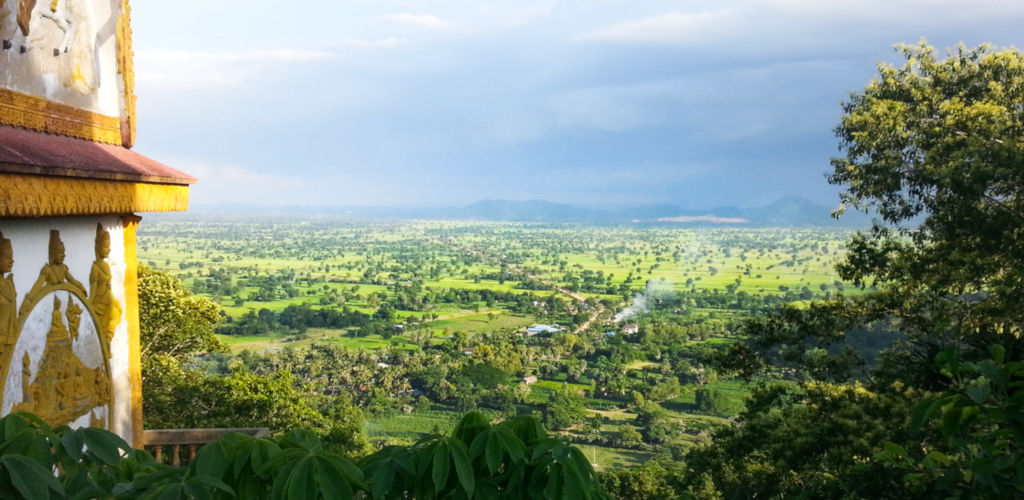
left=0, top=172, right=190, bottom=217
left=0, top=232, right=15, bottom=382
left=115, top=0, right=135, bottom=147
left=0, top=226, right=117, bottom=431
left=1, top=0, right=135, bottom=145
left=12, top=294, right=111, bottom=428
left=122, top=214, right=143, bottom=447
left=0, top=88, right=123, bottom=145
left=90, top=224, right=121, bottom=350
left=21, top=229, right=86, bottom=317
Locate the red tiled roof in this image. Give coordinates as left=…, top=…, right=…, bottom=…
left=0, top=125, right=195, bottom=185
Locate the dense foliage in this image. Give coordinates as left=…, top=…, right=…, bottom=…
left=140, top=266, right=369, bottom=451
left=677, top=42, right=1024, bottom=499
left=0, top=411, right=605, bottom=500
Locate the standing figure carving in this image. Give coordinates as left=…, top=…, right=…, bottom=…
left=0, top=233, right=15, bottom=377
left=90, top=224, right=120, bottom=350
left=22, top=230, right=85, bottom=316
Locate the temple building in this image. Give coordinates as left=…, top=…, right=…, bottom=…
left=1, top=0, right=193, bottom=446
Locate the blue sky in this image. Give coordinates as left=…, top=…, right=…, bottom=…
left=129, top=1, right=1024, bottom=208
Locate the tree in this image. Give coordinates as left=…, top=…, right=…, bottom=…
left=829, top=43, right=1024, bottom=497
left=139, top=267, right=369, bottom=452
left=688, top=42, right=1024, bottom=498
left=831, top=41, right=1024, bottom=342
left=544, top=384, right=587, bottom=430
left=138, top=266, right=224, bottom=364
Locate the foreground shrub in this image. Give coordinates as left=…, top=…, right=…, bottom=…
left=0, top=411, right=606, bottom=499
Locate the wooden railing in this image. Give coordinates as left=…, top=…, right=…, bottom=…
left=142, top=428, right=270, bottom=466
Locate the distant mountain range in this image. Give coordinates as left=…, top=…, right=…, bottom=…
left=189, top=196, right=874, bottom=227
left=437, top=196, right=871, bottom=226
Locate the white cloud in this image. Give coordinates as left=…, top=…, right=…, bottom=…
left=572, top=10, right=737, bottom=45
left=334, top=37, right=410, bottom=49
left=136, top=48, right=336, bottom=91
left=384, top=13, right=456, bottom=30
left=168, top=160, right=311, bottom=205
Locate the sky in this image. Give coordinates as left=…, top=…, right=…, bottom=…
left=129, top=0, right=1024, bottom=209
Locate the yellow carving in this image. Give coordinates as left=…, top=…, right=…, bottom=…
left=13, top=295, right=111, bottom=428
left=90, top=224, right=121, bottom=351
left=65, top=299, right=82, bottom=341
left=21, top=230, right=87, bottom=317
left=70, top=64, right=94, bottom=91
left=48, top=0, right=56, bottom=12
left=0, top=233, right=15, bottom=385
left=116, top=0, right=136, bottom=148
left=123, top=215, right=143, bottom=447
left=0, top=88, right=122, bottom=145
left=0, top=173, right=190, bottom=217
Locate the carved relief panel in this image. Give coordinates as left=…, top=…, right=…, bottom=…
left=0, top=218, right=128, bottom=435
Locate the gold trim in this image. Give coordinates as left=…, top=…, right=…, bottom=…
left=0, top=88, right=122, bottom=145
left=0, top=173, right=190, bottom=217
left=116, top=0, right=137, bottom=148
left=123, top=215, right=143, bottom=448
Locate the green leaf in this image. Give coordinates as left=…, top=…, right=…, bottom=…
left=431, top=443, right=450, bottom=493
left=314, top=456, right=355, bottom=500
left=451, top=441, right=475, bottom=497
left=370, top=461, right=393, bottom=499
left=911, top=396, right=947, bottom=430
left=189, top=474, right=235, bottom=495
left=82, top=427, right=128, bottom=465
left=966, top=377, right=991, bottom=404
left=182, top=482, right=213, bottom=500
left=485, top=433, right=502, bottom=474
left=991, top=344, right=1005, bottom=364
left=2, top=454, right=62, bottom=500
left=286, top=457, right=316, bottom=500
left=882, top=441, right=909, bottom=460
left=192, top=441, right=229, bottom=479
left=495, top=430, right=525, bottom=465
left=544, top=465, right=562, bottom=500
left=942, top=405, right=963, bottom=436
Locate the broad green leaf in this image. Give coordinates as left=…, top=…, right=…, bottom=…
left=370, top=461, right=393, bottom=499
left=286, top=457, right=316, bottom=500
left=192, top=441, right=229, bottom=479
left=431, top=443, right=450, bottom=493
left=189, top=475, right=235, bottom=495
left=544, top=465, right=562, bottom=500
left=2, top=454, right=61, bottom=500
left=314, top=456, right=355, bottom=500
left=495, top=431, right=525, bottom=464
left=183, top=482, right=213, bottom=500
left=451, top=440, right=475, bottom=497
left=485, top=433, right=502, bottom=474
left=82, top=427, right=128, bottom=465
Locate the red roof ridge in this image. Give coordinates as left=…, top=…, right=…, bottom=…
left=0, top=124, right=196, bottom=185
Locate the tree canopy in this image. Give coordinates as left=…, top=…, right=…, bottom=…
left=684, top=41, right=1024, bottom=499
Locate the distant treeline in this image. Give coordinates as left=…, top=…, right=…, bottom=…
left=217, top=304, right=375, bottom=336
